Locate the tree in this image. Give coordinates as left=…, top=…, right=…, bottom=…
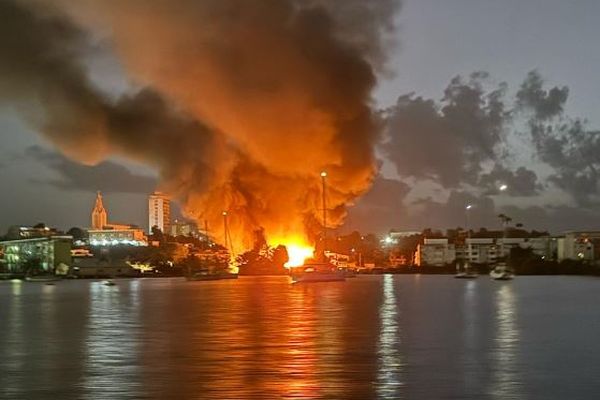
left=67, top=227, right=88, bottom=241
left=150, top=226, right=165, bottom=244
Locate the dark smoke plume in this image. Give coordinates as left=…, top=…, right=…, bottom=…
left=2, top=0, right=400, bottom=249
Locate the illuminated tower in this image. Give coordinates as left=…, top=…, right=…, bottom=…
left=148, top=191, right=171, bottom=233
left=91, top=191, right=108, bottom=229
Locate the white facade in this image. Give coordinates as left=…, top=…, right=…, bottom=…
left=416, top=238, right=455, bottom=267
left=148, top=192, right=171, bottom=233
left=559, top=231, right=600, bottom=262
left=463, top=238, right=498, bottom=264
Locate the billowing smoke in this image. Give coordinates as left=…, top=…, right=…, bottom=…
left=517, top=71, right=600, bottom=206
left=382, top=72, right=511, bottom=188
left=1, top=0, right=399, bottom=250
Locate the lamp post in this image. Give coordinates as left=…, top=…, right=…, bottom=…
left=321, top=171, right=327, bottom=241
left=465, top=204, right=472, bottom=264
left=222, top=211, right=233, bottom=258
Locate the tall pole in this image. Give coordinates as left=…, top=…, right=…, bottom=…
left=222, top=211, right=230, bottom=254
left=465, top=204, right=472, bottom=265
left=321, top=171, right=327, bottom=243
left=204, top=219, right=209, bottom=243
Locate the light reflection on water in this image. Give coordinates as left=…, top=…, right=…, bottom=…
left=490, top=283, right=522, bottom=400
left=376, top=274, right=404, bottom=398
left=1, top=276, right=600, bottom=399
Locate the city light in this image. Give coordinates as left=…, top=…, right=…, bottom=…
left=499, top=184, right=508, bottom=191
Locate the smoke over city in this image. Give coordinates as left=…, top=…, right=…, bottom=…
left=0, top=0, right=400, bottom=250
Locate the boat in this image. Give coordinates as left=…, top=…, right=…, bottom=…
left=490, top=262, right=514, bottom=280
left=455, top=261, right=478, bottom=279
left=340, top=268, right=357, bottom=278
left=290, top=262, right=346, bottom=283
left=102, top=279, right=117, bottom=286
left=186, top=269, right=238, bottom=281
left=25, top=275, right=60, bottom=283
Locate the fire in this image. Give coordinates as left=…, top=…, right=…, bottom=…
left=285, top=244, right=314, bottom=268
left=270, top=236, right=314, bottom=268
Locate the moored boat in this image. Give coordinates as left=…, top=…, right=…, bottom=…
left=455, top=262, right=478, bottom=279
left=490, top=262, right=514, bottom=280
left=186, top=270, right=238, bottom=281
left=25, top=275, right=60, bottom=283
left=290, top=262, right=346, bottom=283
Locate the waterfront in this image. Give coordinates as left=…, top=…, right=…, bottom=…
left=1, top=276, right=600, bottom=399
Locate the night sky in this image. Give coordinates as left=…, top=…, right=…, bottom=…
left=2, top=0, right=600, bottom=235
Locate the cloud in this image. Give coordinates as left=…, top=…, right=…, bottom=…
left=516, top=70, right=569, bottom=121
left=381, top=72, right=510, bottom=188
left=345, top=176, right=410, bottom=233
left=478, top=164, right=541, bottom=196
left=25, top=145, right=157, bottom=194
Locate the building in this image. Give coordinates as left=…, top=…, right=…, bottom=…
left=458, top=238, right=499, bottom=264
left=559, top=231, right=600, bottom=262
left=149, top=191, right=171, bottom=233
left=170, top=219, right=198, bottom=237
left=5, top=225, right=60, bottom=240
left=88, top=227, right=147, bottom=246
left=415, top=238, right=456, bottom=267
left=91, top=191, right=108, bottom=229
left=0, top=236, right=72, bottom=273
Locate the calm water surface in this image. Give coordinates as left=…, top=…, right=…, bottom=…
left=1, top=275, right=600, bottom=399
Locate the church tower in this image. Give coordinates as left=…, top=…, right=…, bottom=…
left=91, top=191, right=108, bottom=229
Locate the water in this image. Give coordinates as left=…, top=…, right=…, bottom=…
left=1, top=275, right=600, bottom=399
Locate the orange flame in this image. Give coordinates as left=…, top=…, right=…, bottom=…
left=269, top=236, right=314, bottom=268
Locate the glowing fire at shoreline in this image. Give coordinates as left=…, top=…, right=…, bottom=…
left=285, top=244, right=314, bottom=268
left=270, top=237, right=314, bottom=268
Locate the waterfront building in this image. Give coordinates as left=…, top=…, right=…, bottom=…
left=5, top=225, right=60, bottom=240
left=88, top=227, right=147, bottom=246
left=91, top=191, right=108, bottom=229
left=462, top=238, right=498, bottom=264
left=415, top=238, right=456, bottom=267
left=0, top=236, right=72, bottom=273
left=149, top=191, right=171, bottom=233
left=559, top=231, right=600, bottom=262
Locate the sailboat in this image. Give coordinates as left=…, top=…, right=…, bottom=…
left=455, top=260, right=478, bottom=279
left=186, top=215, right=238, bottom=282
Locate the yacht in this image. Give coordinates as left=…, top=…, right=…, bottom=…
left=290, top=262, right=346, bottom=283
left=490, top=262, right=514, bottom=280
left=186, top=269, right=238, bottom=281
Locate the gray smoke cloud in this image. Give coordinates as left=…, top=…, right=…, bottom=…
left=25, top=145, right=157, bottom=194
left=517, top=71, right=600, bottom=205
left=382, top=72, right=510, bottom=188
left=479, top=164, right=540, bottom=196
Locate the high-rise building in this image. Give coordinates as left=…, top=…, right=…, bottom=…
left=148, top=191, right=171, bottom=233
left=91, top=191, right=108, bottom=229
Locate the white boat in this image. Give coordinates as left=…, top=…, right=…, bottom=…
left=290, top=262, right=346, bottom=283
left=102, top=279, right=117, bottom=286
left=490, top=263, right=514, bottom=280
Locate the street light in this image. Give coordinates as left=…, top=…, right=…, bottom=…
left=499, top=184, right=508, bottom=192
left=465, top=204, right=473, bottom=263
left=321, top=171, right=327, bottom=242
